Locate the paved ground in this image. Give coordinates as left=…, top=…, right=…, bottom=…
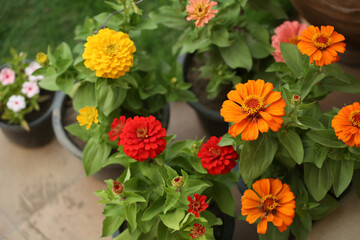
left=1, top=63, right=360, bottom=240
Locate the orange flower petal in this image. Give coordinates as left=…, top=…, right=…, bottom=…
left=228, top=119, right=249, bottom=137
left=245, top=209, right=263, bottom=224
left=257, top=219, right=268, bottom=234
left=227, top=89, right=244, bottom=104
left=221, top=100, right=247, bottom=122
left=321, top=25, right=334, bottom=36
left=265, top=91, right=282, bottom=105
left=270, top=178, right=283, bottom=196
left=260, top=82, right=273, bottom=98
left=252, top=179, right=270, bottom=198
left=242, top=189, right=261, bottom=202
left=257, top=118, right=269, bottom=133
left=241, top=120, right=259, bottom=141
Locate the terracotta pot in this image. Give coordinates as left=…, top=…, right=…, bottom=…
left=290, top=0, right=360, bottom=66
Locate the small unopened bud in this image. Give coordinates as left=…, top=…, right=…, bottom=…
left=171, top=77, right=177, bottom=84
left=19, top=52, right=24, bottom=57
left=36, top=52, right=48, bottom=66
left=112, top=180, right=125, bottom=196
left=172, top=176, right=184, bottom=188
left=291, top=94, right=301, bottom=104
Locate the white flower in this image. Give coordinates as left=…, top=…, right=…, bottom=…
left=21, top=81, right=39, bottom=98
left=25, top=61, right=43, bottom=82
left=7, top=95, right=26, bottom=113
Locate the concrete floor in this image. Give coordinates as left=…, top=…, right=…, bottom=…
left=1, top=63, right=360, bottom=240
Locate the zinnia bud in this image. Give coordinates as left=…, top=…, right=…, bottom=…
left=171, top=77, right=177, bottom=84
left=112, top=180, right=125, bottom=196
left=36, top=52, right=48, bottom=66
left=291, top=94, right=301, bottom=104
left=172, top=176, right=184, bottom=188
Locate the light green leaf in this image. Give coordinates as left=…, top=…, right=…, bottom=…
left=280, top=42, right=308, bottom=78
left=125, top=204, right=137, bottom=232
left=64, top=123, right=91, bottom=142
left=82, top=138, right=112, bottom=176
left=96, top=79, right=127, bottom=116
left=300, top=67, right=326, bottom=100
left=211, top=27, right=231, bottom=47
left=73, top=82, right=96, bottom=111
left=141, top=198, right=165, bottom=221
left=159, top=209, right=185, bottom=230
left=102, top=216, right=124, bottom=237
left=324, top=64, right=351, bottom=83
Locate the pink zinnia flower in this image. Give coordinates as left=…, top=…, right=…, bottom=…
left=186, top=0, right=218, bottom=28
left=25, top=61, right=43, bottom=82
left=0, top=68, right=15, bottom=86
left=7, top=95, right=26, bottom=113
left=271, top=21, right=308, bottom=62
left=21, top=81, right=40, bottom=98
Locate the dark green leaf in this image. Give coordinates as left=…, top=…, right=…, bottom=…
left=307, top=130, right=346, bottom=148
left=278, top=129, right=304, bottom=164
left=304, top=162, right=333, bottom=201
left=240, top=135, right=278, bottom=184
left=303, top=137, right=329, bottom=168
left=211, top=27, right=232, bottom=47
left=291, top=214, right=310, bottom=240
left=324, top=64, right=351, bottom=83
left=353, top=169, right=360, bottom=198
left=297, top=116, right=325, bottom=130
left=308, top=194, right=339, bottom=220
left=329, top=160, right=354, bottom=197
left=300, top=67, right=325, bottom=100
left=220, top=37, right=252, bottom=71
left=212, top=181, right=234, bottom=216
left=258, top=222, right=290, bottom=240
left=280, top=42, right=308, bottom=78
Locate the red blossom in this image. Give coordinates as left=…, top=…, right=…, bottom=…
left=190, top=223, right=206, bottom=239
left=108, top=116, right=126, bottom=145
left=197, top=136, right=238, bottom=175
left=187, top=194, right=209, bottom=218
left=119, top=116, right=167, bottom=161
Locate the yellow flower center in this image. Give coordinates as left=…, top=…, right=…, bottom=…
left=242, top=95, right=265, bottom=117
left=137, top=128, right=149, bottom=139
left=349, top=110, right=360, bottom=128
left=105, top=43, right=119, bottom=55
left=196, top=5, right=206, bottom=17
left=288, top=36, right=299, bottom=45
left=208, top=147, right=221, bottom=157
left=312, top=33, right=332, bottom=49
left=260, top=194, right=279, bottom=213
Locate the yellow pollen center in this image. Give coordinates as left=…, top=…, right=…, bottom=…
left=196, top=5, right=206, bottom=17
left=349, top=111, right=360, bottom=128
left=242, top=95, right=264, bottom=116
left=105, top=43, right=118, bottom=55
left=312, top=33, right=332, bottom=49
left=260, top=194, right=279, bottom=213
left=288, top=36, right=299, bottom=45
left=136, top=128, right=148, bottom=139
left=208, top=147, right=221, bottom=157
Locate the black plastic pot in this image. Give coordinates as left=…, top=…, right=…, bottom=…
left=179, top=54, right=229, bottom=137
left=52, top=92, right=171, bottom=160
left=0, top=92, right=57, bottom=148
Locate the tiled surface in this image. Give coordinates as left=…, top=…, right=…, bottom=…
left=2, top=229, right=26, bottom=240
left=0, top=211, right=15, bottom=236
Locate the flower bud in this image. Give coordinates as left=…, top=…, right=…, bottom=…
left=36, top=52, right=48, bottom=66
left=291, top=94, right=301, bottom=104
left=112, top=180, right=125, bottom=196
left=171, top=77, right=177, bottom=84
left=172, top=176, right=184, bottom=188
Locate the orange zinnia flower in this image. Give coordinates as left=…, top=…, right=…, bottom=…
left=332, top=102, right=360, bottom=147
left=220, top=79, right=286, bottom=141
left=297, top=25, right=346, bottom=66
left=186, top=0, right=218, bottom=28
left=241, top=178, right=296, bottom=234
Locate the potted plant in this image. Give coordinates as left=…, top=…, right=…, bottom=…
left=38, top=0, right=196, bottom=175
left=149, top=0, right=292, bottom=137
left=219, top=23, right=360, bottom=239
left=0, top=49, right=55, bottom=147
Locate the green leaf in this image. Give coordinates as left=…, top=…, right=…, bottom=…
left=240, top=135, right=278, bottom=184
left=249, top=0, right=287, bottom=19
left=163, top=193, right=179, bottom=214
left=303, top=137, right=329, bottom=168
left=278, top=129, right=304, bottom=164
left=141, top=198, right=165, bottom=221
left=64, top=123, right=90, bottom=142
left=113, top=228, right=141, bottom=240
left=102, top=216, right=124, bottom=237
left=159, top=209, right=185, bottom=230
left=265, top=62, right=290, bottom=73
left=220, top=37, right=252, bottom=71
left=157, top=221, right=169, bottom=240
left=38, top=67, right=59, bottom=91
left=211, top=27, right=231, bottom=47
left=183, top=179, right=211, bottom=196
left=218, top=133, right=234, bottom=147
left=125, top=204, right=137, bottom=232
left=290, top=214, right=310, bottom=240
left=280, top=42, right=308, bottom=78
left=329, top=160, right=354, bottom=197
left=121, top=192, right=146, bottom=204
left=324, top=64, right=351, bottom=83
left=82, top=138, right=112, bottom=176
left=297, top=116, right=325, bottom=130
left=165, top=140, right=194, bottom=160
left=258, top=222, right=290, bottom=240
left=56, top=73, right=74, bottom=94
left=73, top=82, right=96, bottom=111
left=212, top=181, right=234, bottom=216
left=308, top=194, right=339, bottom=220
left=300, top=67, right=326, bottom=100
left=307, top=130, right=346, bottom=148
left=304, top=162, right=333, bottom=201
left=96, top=79, right=127, bottom=116
left=138, top=161, right=165, bottom=187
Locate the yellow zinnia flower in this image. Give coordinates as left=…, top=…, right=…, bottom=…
left=82, top=28, right=136, bottom=79
left=36, top=52, right=48, bottom=66
left=77, top=106, right=99, bottom=130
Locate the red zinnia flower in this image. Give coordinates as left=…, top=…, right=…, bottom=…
left=119, top=116, right=167, bottom=161
left=108, top=116, right=126, bottom=145
left=197, top=136, right=238, bottom=175
left=190, top=223, right=206, bottom=239
left=112, top=180, right=125, bottom=196
left=187, top=194, right=209, bottom=218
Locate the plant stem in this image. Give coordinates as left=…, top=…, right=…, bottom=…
left=95, top=0, right=145, bottom=33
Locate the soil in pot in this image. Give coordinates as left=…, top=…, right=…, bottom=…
left=0, top=90, right=55, bottom=148
left=184, top=54, right=233, bottom=137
